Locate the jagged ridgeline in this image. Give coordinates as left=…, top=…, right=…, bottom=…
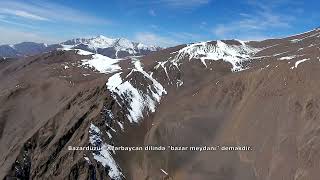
left=0, top=35, right=161, bottom=59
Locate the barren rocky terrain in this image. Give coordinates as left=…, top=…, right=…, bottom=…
left=1, top=28, right=320, bottom=180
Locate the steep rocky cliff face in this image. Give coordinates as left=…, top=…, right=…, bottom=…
left=0, top=28, right=320, bottom=180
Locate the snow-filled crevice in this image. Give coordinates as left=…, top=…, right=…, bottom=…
left=106, top=59, right=167, bottom=123
left=89, top=124, right=123, bottom=180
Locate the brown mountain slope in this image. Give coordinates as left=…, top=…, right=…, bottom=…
left=139, top=60, right=320, bottom=180
left=0, top=28, right=320, bottom=180
left=0, top=51, right=111, bottom=179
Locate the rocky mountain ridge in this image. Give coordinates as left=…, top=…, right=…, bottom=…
left=0, top=36, right=161, bottom=59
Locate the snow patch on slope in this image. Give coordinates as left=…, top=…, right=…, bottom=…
left=173, top=40, right=258, bottom=71
left=106, top=59, right=166, bottom=123
left=106, top=72, right=123, bottom=90
left=133, top=60, right=167, bottom=103
left=155, top=61, right=170, bottom=80
left=279, top=56, right=296, bottom=60
left=77, top=49, right=94, bottom=55
left=89, top=124, right=123, bottom=180
left=59, top=48, right=122, bottom=74
left=112, top=80, right=144, bottom=122
left=81, top=53, right=121, bottom=74
left=294, top=58, right=310, bottom=68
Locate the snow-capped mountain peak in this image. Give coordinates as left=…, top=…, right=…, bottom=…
left=61, top=35, right=161, bottom=58
left=88, top=35, right=115, bottom=48
left=96, top=35, right=108, bottom=39
left=62, top=35, right=158, bottom=50
left=173, top=40, right=258, bottom=71
left=113, top=38, right=135, bottom=49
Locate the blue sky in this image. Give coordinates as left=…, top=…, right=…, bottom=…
left=0, top=0, right=319, bottom=46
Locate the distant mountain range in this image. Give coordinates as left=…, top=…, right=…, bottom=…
left=0, top=36, right=161, bottom=59
left=0, top=42, right=60, bottom=58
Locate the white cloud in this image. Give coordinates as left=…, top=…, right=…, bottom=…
left=0, top=0, right=110, bottom=25
left=149, top=9, right=156, bottom=16
left=0, top=0, right=111, bottom=44
left=0, top=18, right=38, bottom=29
left=0, top=8, right=49, bottom=21
left=212, top=2, right=294, bottom=40
left=150, top=24, right=159, bottom=29
left=145, top=0, right=210, bottom=9
left=168, top=32, right=203, bottom=42
left=160, top=0, right=210, bottom=8
left=134, top=32, right=179, bottom=47
left=0, top=27, right=62, bottom=44
left=142, top=24, right=206, bottom=46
